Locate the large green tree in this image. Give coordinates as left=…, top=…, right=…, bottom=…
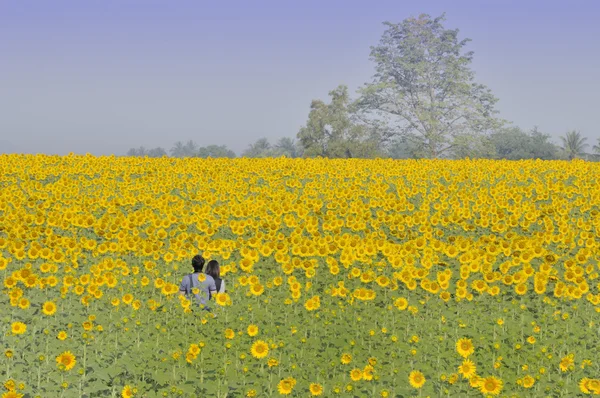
left=357, top=13, right=502, bottom=158
left=297, top=85, right=382, bottom=158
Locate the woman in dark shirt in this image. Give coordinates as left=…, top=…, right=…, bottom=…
left=205, top=260, right=225, bottom=297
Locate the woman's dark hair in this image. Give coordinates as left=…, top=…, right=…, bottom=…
left=205, top=260, right=220, bottom=279
left=192, top=255, right=205, bottom=272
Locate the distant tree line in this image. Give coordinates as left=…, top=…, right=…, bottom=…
left=126, top=13, right=599, bottom=161
left=125, top=137, right=304, bottom=159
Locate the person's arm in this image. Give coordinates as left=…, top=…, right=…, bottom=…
left=179, top=277, right=188, bottom=296
left=220, top=279, right=226, bottom=293
left=209, top=278, right=217, bottom=298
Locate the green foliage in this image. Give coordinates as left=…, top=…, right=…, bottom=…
left=593, top=137, right=600, bottom=155
left=489, top=126, right=560, bottom=160
left=126, top=146, right=167, bottom=158
left=273, top=137, right=303, bottom=158
left=357, top=13, right=502, bottom=158
left=297, top=85, right=383, bottom=158
left=241, top=138, right=274, bottom=158
left=170, top=140, right=199, bottom=158
left=559, top=130, right=588, bottom=160
left=196, top=145, right=236, bottom=158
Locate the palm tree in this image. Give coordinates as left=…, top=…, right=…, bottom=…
left=242, top=138, right=272, bottom=157
left=182, top=140, right=198, bottom=157
left=559, top=130, right=588, bottom=160
left=593, top=137, right=600, bottom=155
left=170, top=141, right=186, bottom=157
left=274, top=137, right=301, bottom=158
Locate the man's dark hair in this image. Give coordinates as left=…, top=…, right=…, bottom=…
left=192, top=255, right=205, bottom=272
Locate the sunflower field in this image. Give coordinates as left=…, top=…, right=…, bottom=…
left=1, top=154, right=600, bottom=398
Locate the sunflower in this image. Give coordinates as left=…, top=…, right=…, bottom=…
left=277, top=378, right=296, bottom=395
left=250, top=284, right=264, bottom=296
left=224, top=329, right=235, bottom=340
left=350, top=368, right=362, bottom=381
left=56, top=351, right=77, bottom=371
left=479, top=376, right=503, bottom=395
left=121, top=385, right=135, bottom=398
left=560, top=354, right=575, bottom=372
left=57, top=331, right=68, bottom=341
left=250, top=340, right=269, bottom=359
left=3, top=379, right=16, bottom=390
left=515, top=283, right=527, bottom=295
left=579, top=378, right=592, bottom=394
left=188, top=344, right=200, bottom=356
left=17, top=298, right=29, bottom=310
left=309, top=383, right=323, bottom=396
left=458, top=359, right=476, bottom=379
left=11, top=322, right=26, bottom=335
left=42, top=301, right=57, bottom=316
left=408, top=370, right=426, bottom=389
left=247, top=324, right=259, bottom=337
left=522, top=375, right=535, bottom=388
left=456, top=338, right=474, bottom=358
left=394, top=297, right=408, bottom=310
left=122, top=294, right=134, bottom=305
left=340, top=353, right=352, bottom=365
left=2, top=392, right=24, bottom=398
left=214, top=293, right=229, bottom=306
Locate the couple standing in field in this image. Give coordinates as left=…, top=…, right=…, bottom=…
left=178, top=254, right=226, bottom=312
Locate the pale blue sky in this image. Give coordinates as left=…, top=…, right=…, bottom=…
left=1, top=0, right=599, bottom=155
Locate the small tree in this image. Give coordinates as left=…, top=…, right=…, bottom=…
left=196, top=145, right=236, bottom=158
left=297, top=85, right=382, bottom=158
left=242, top=138, right=273, bottom=158
left=170, top=141, right=186, bottom=157
left=593, top=137, right=600, bottom=155
left=126, top=146, right=147, bottom=157
left=273, top=137, right=303, bottom=158
left=489, top=126, right=559, bottom=160
left=560, top=130, right=588, bottom=160
left=170, top=140, right=198, bottom=158
left=528, top=127, right=559, bottom=160
left=147, top=147, right=167, bottom=158
left=126, top=146, right=167, bottom=157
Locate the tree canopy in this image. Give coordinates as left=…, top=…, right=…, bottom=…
left=560, top=130, right=588, bottom=160
left=356, top=13, right=502, bottom=158
left=297, top=85, right=382, bottom=158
